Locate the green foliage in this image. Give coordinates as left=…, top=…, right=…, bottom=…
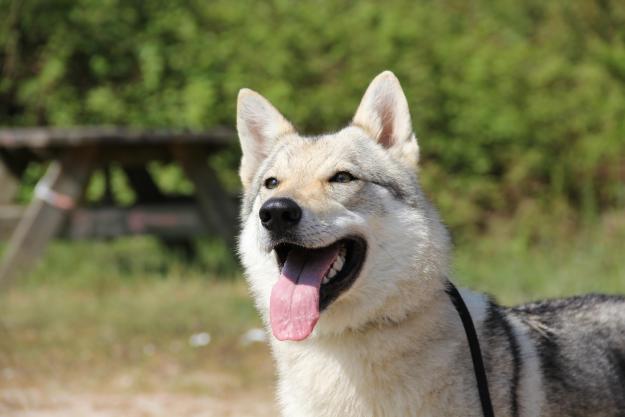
left=1, top=0, right=625, bottom=232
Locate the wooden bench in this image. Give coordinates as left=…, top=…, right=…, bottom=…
left=0, top=127, right=238, bottom=288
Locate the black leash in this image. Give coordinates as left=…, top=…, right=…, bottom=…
left=445, top=281, right=495, bottom=417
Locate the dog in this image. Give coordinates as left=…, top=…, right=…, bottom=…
left=236, top=71, right=625, bottom=417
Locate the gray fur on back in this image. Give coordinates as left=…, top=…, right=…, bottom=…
left=510, top=295, right=625, bottom=417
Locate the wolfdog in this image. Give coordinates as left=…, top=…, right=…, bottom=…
left=236, top=71, right=625, bottom=417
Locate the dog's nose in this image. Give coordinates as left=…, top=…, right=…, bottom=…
left=259, top=198, right=302, bottom=232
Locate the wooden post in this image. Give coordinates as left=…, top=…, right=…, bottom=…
left=0, top=148, right=95, bottom=289
left=123, top=166, right=164, bottom=203
left=173, top=147, right=237, bottom=250
left=123, top=165, right=197, bottom=257
left=0, top=159, right=19, bottom=205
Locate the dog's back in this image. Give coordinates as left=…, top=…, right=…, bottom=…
left=510, top=295, right=625, bottom=416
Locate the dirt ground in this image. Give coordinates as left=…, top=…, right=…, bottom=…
left=0, top=277, right=280, bottom=417
left=1, top=386, right=277, bottom=417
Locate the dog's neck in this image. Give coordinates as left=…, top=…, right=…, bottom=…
left=273, top=285, right=461, bottom=357
left=270, top=287, right=476, bottom=417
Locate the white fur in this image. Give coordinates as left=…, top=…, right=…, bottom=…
left=507, top=315, right=545, bottom=417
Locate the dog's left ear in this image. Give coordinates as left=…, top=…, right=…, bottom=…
left=237, top=89, right=296, bottom=189
left=353, top=71, right=419, bottom=168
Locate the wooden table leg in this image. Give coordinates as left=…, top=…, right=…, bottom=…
left=173, top=148, right=237, bottom=251
left=0, top=160, right=21, bottom=240
left=0, top=149, right=95, bottom=290
left=123, top=165, right=196, bottom=258
left=123, top=166, right=165, bottom=203
left=0, top=158, right=19, bottom=205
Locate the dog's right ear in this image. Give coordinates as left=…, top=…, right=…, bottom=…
left=237, top=89, right=295, bottom=190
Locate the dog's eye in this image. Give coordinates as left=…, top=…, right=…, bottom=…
left=264, top=177, right=279, bottom=189
left=329, top=171, right=356, bottom=183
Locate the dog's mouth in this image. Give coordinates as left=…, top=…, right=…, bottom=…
left=275, top=237, right=367, bottom=311
left=269, top=237, right=367, bottom=341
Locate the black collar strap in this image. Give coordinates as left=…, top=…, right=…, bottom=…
left=445, top=281, right=495, bottom=417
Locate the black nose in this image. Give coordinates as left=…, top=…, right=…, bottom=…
left=259, top=198, right=302, bottom=232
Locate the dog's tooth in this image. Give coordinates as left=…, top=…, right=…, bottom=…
left=322, top=276, right=330, bottom=285
left=334, top=256, right=344, bottom=271
left=327, top=268, right=337, bottom=279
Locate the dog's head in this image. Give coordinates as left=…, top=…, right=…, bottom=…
left=237, top=71, right=450, bottom=341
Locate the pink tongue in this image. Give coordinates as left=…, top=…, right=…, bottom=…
left=270, top=245, right=339, bottom=341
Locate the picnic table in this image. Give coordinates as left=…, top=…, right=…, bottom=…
left=0, top=127, right=238, bottom=288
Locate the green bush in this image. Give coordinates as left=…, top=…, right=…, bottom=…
left=1, top=0, right=624, bottom=234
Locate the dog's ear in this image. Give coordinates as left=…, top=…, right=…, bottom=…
left=237, top=89, right=296, bottom=189
left=352, top=71, right=419, bottom=168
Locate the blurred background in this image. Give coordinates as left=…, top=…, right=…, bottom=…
left=1, top=0, right=624, bottom=416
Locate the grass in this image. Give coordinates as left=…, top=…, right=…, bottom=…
left=0, top=213, right=624, bottom=398
left=0, top=278, right=272, bottom=395
left=454, top=212, right=625, bottom=304
left=0, top=238, right=271, bottom=397
left=0, top=283, right=271, bottom=389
